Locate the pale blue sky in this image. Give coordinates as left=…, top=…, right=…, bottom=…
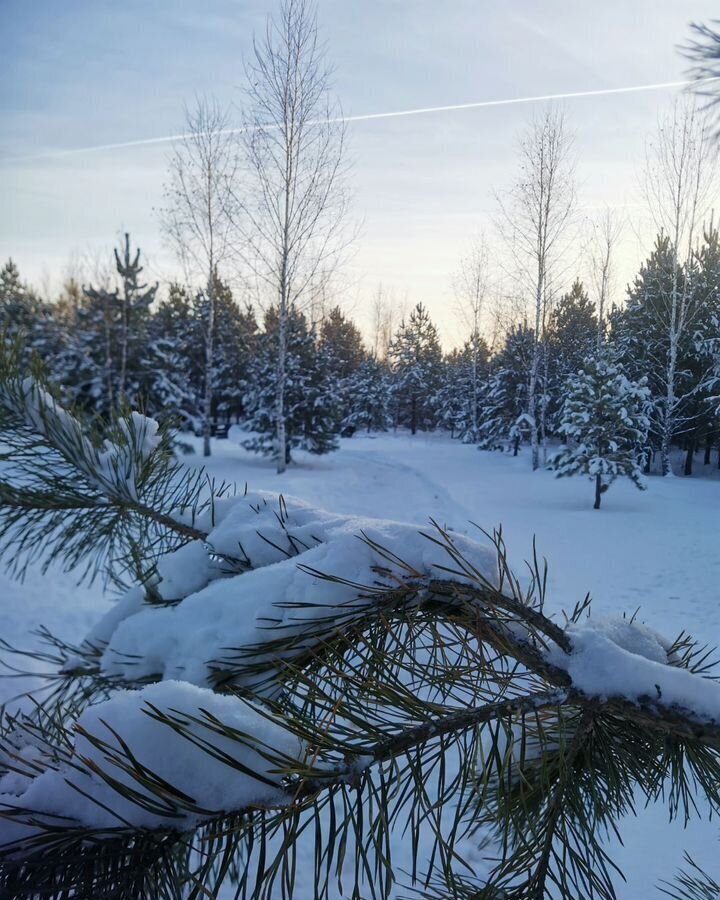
left=1, top=1, right=717, bottom=344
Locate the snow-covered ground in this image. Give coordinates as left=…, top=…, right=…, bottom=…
left=2, top=431, right=719, bottom=897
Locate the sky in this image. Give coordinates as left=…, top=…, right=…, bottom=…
left=1, top=0, right=718, bottom=347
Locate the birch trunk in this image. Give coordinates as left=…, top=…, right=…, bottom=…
left=203, top=274, right=215, bottom=458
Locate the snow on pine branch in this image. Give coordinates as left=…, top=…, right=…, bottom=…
left=547, top=618, right=720, bottom=723
left=67, top=491, right=502, bottom=689
left=0, top=680, right=307, bottom=850
left=69, top=489, right=720, bottom=729
left=0, top=365, right=224, bottom=583
left=1, top=376, right=161, bottom=501
left=2, top=491, right=720, bottom=863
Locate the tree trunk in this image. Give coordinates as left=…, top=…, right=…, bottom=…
left=471, top=349, right=478, bottom=441
left=528, top=332, right=541, bottom=471
left=104, top=304, right=114, bottom=412
left=594, top=473, right=602, bottom=510
left=704, top=436, right=712, bottom=466
left=660, top=392, right=674, bottom=476
left=644, top=449, right=652, bottom=475
left=276, top=304, right=288, bottom=473
left=661, top=247, right=680, bottom=477
left=203, top=275, right=215, bottom=458
left=528, top=255, right=544, bottom=472
left=119, top=292, right=128, bottom=402
left=540, top=342, right=549, bottom=465
left=411, top=395, right=417, bottom=435
left=684, top=442, right=694, bottom=477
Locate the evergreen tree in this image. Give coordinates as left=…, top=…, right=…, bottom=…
left=547, top=280, right=598, bottom=376
left=319, top=306, right=366, bottom=379
left=113, top=234, right=158, bottom=404
left=612, top=231, right=713, bottom=474
left=549, top=357, right=650, bottom=508
left=680, top=224, right=720, bottom=473
left=0, top=260, right=52, bottom=361
left=145, top=283, right=203, bottom=428
left=80, top=235, right=157, bottom=413
left=437, top=333, right=489, bottom=442
left=477, top=323, right=534, bottom=454
left=388, top=302, right=443, bottom=434
left=339, top=358, right=391, bottom=434
left=319, top=306, right=367, bottom=430
left=194, top=277, right=258, bottom=429
left=243, top=306, right=340, bottom=462
left=545, top=279, right=597, bottom=436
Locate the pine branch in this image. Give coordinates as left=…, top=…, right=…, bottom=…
left=0, top=341, right=223, bottom=584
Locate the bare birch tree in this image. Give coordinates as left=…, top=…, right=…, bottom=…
left=238, top=0, right=350, bottom=473
left=454, top=237, right=491, bottom=440
left=497, top=109, right=576, bottom=470
left=162, top=98, right=240, bottom=457
left=642, top=99, right=718, bottom=475
left=370, top=284, right=400, bottom=361
left=588, top=208, right=624, bottom=352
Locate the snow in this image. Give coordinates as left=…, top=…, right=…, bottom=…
left=548, top=617, right=720, bottom=722
left=95, top=491, right=498, bottom=691
left=0, top=680, right=304, bottom=846
left=2, top=431, right=720, bottom=896
left=6, top=378, right=162, bottom=501
left=156, top=539, right=214, bottom=601
left=97, top=410, right=161, bottom=499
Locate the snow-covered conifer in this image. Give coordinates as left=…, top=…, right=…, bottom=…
left=477, top=323, right=533, bottom=453
left=0, top=260, right=55, bottom=363
left=388, top=302, right=443, bottom=434
left=437, top=332, right=489, bottom=442
left=544, top=279, right=597, bottom=436
left=339, top=357, right=391, bottom=433
left=319, top=306, right=366, bottom=379
left=680, top=223, right=720, bottom=473
left=243, top=306, right=340, bottom=462
left=79, top=235, right=157, bottom=414
left=145, top=283, right=202, bottom=427
left=549, top=357, right=650, bottom=508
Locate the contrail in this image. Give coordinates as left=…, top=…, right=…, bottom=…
left=2, top=77, right=717, bottom=165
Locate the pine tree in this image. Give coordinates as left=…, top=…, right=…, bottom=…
left=194, top=277, right=258, bottom=430
left=680, top=224, right=720, bottom=474
left=319, top=306, right=366, bottom=379
left=0, top=260, right=52, bottom=361
left=338, top=357, right=391, bottom=434
left=611, top=232, right=718, bottom=474
left=547, top=280, right=598, bottom=375
left=318, top=306, right=367, bottom=431
left=437, top=333, right=490, bottom=442
left=80, top=235, right=157, bottom=414
left=549, top=357, right=650, bottom=508
left=545, top=279, right=597, bottom=437
left=243, top=306, right=340, bottom=462
left=145, top=283, right=203, bottom=428
left=388, top=302, right=443, bottom=434
left=478, top=323, right=534, bottom=454
left=113, top=234, right=158, bottom=404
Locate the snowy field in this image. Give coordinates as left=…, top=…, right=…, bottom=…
left=2, top=432, right=719, bottom=897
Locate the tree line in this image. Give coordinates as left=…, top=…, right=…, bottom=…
left=2, top=209, right=719, bottom=484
